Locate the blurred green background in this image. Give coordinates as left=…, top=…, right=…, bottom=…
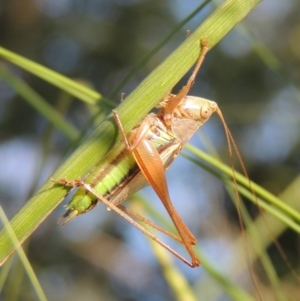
left=0, top=0, right=299, bottom=300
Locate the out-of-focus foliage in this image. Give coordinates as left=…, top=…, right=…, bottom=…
left=0, top=0, right=299, bottom=301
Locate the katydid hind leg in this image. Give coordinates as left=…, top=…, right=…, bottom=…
left=132, top=139, right=200, bottom=266
left=113, top=111, right=200, bottom=266
left=117, top=204, right=184, bottom=244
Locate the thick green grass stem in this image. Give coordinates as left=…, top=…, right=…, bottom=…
left=0, top=0, right=260, bottom=265
left=0, top=47, right=103, bottom=105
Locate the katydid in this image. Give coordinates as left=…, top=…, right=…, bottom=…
left=54, top=40, right=236, bottom=268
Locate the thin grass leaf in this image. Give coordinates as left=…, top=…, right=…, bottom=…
left=0, top=257, right=13, bottom=293
left=0, top=207, right=47, bottom=301
left=0, top=63, right=79, bottom=141
left=235, top=25, right=300, bottom=104
left=109, top=0, right=213, bottom=100
left=0, top=47, right=105, bottom=106
left=190, top=148, right=300, bottom=252
left=147, top=233, right=197, bottom=301
left=184, top=144, right=300, bottom=226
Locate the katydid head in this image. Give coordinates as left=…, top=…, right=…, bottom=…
left=176, top=96, right=218, bottom=122
left=170, top=96, right=218, bottom=144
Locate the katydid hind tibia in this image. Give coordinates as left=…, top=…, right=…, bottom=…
left=54, top=41, right=235, bottom=268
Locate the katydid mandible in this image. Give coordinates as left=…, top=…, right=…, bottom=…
left=54, top=40, right=235, bottom=268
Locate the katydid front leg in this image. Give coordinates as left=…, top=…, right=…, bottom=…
left=112, top=110, right=200, bottom=267
left=162, top=39, right=209, bottom=127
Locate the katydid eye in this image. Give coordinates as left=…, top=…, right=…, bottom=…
left=200, top=105, right=212, bottom=119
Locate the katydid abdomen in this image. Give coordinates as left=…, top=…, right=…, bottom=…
left=59, top=114, right=183, bottom=225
